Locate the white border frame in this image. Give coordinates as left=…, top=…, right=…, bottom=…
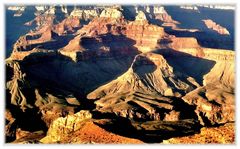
left=1, top=0, right=239, bottom=149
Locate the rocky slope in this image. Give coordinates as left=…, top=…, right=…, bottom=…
left=181, top=49, right=234, bottom=125
left=87, top=53, right=197, bottom=120
left=40, top=110, right=143, bottom=144
left=162, top=123, right=234, bottom=144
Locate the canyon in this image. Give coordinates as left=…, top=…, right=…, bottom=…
left=5, top=5, right=235, bottom=144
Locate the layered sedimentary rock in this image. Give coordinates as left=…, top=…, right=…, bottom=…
left=160, top=46, right=235, bottom=125
left=202, top=19, right=230, bottom=35
left=164, top=37, right=205, bottom=57
left=163, top=123, right=234, bottom=144
left=6, top=5, right=235, bottom=144
left=41, top=110, right=143, bottom=144
left=8, top=6, right=235, bottom=126
left=70, top=8, right=100, bottom=20
left=12, top=15, right=80, bottom=58
left=153, top=6, right=179, bottom=28
left=100, top=7, right=124, bottom=19
left=168, top=37, right=200, bottom=49
left=182, top=49, right=234, bottom=125
left=61, top=9, right=166, bottom=61
left=41, top=110, right=92, bottom=143
left=24, top=14, right=55, bottom=27
left=60, top=8, right=126, bottom=59
left=6, top=47, right=136, bottom=136
left=88, top=53, right=196, bottom=99
left=87, top=53, right=198, bottom=120
left=6, top=54, right=81, bottom=128
left=28, top=26, right=58, bottom=45
left=53, top=16, right=81, bottom=35
left=6, top=61, right=30, bottom=110
left=125, top=12, right=165, bottom=52
left=12, top=27, right=51, bottom=53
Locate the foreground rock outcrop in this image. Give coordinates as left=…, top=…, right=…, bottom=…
left=163, top=123, right=234, bottom=144
left=41, top=110, right=143, bottom=144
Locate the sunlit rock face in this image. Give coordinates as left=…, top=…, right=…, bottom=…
left=61, top=9, right=166, bottom=59
left=125, top=11, right=165, bottom=52
left=135, top=11, right=147, bottom=21
left=70, top=8, right=100, bottom=20
left=41, top=110, right=92, bottom=143
left=87, top=52, right=199, bottom=121
left=202, top=19, right=230, bottom=35
left=5, top=5, right=235, bottom=144
left=41, top=110, right=144, bottom=144
left=162, top=123, right=234, bottom=144
left=100, top=7, right=124, bottom=19
left=182, top=49, right=235, bottom=125
left=153, top=6, right=180, bottom=28
left=53, top=17, right=81, bottom=35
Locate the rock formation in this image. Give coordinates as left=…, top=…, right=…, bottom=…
left=153, top=6, right=180, bottom=28
left=202, top=19, right=230, bottom=35
left=87, top=53, right=197, bottom=120
left=135, top=11, right=147, bottom=21
left=24, top=14, right=55, bottom=27
left=163, top=123, right=234, bottom=144
left=5, top=109, right=17, bottom=142
left=12, top=14, right=81, bottom=59
left=41, top=110, right=143, bottom=144
left=61, top=9, right=166, bottom=61
left=12, top=129, right=45, bottom=144
left=182, top=49, right=234, bottom=125
left=41, top=110, right=92, bottom=143
left=100, top=8, right=124, bottom=19
left=70, top=8, right=100, bottom=20
left=53, top=16, right=81, bottom=35
left=5, top=5, right=235, bottom=144
left=7, top=6, right=26, bottom=17
left=125, top=12, right=165, bottom=52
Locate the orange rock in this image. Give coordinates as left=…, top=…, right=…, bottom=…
left=202, top=19, right=230, bottom=35
left=53, top=17, right=81, bottom=35
left=60, top=121, right=144, bottom=144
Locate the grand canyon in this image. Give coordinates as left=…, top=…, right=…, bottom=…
left=5, top=5, right=235, bottom=144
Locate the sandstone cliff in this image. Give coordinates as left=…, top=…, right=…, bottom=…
left=203, top=19, right=230, bottom=35
left=41, top=110, right=143, bottom=144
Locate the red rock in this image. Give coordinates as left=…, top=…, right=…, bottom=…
left=13, top=16, right=81, bottom=56
left=125, top=21, right=165, bottom=49
left=53, top=17, right=81, bottom=35
left=62, top=11, right=166, bottom=55
left=25, top=15, right=55, bottom=27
